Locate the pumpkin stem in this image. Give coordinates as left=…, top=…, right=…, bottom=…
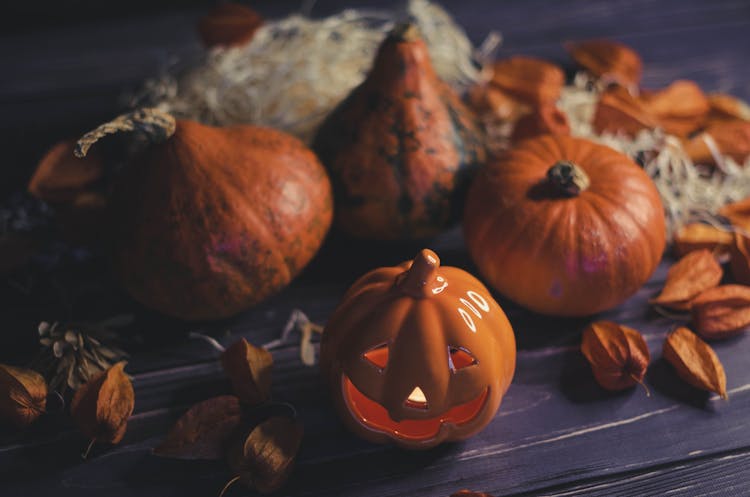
left=389, top=22, right=421, bottom=42
left=74, top=107, right=176, bottom=158
left=396, top=249, right=442, bottom=298
left=547, top=161, right=590, bottom=196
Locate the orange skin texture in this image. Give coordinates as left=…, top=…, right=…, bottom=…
left=313, top=30, right=485, bottom=240
left=320, top=250, right=516, bottom=449
left=463, top=135, right=666, bottom=317
left=110, top=121, right=333, bottom=321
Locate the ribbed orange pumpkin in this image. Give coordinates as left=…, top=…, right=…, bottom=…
left=463, top=135, right=665, bottom=316
left=320, top=249, right=516, bottom=449
left=313, top=24, right=485, bottom=240
left=76, top=109, right=333, bottom=321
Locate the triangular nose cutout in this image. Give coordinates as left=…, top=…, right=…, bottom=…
left=404, top=387, right=429, bottom=409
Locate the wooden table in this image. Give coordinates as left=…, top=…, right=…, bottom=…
left=1, top=1, right=749, bottom=495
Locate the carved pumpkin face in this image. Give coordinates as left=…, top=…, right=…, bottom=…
left=320, top=250, right=516, bottom=449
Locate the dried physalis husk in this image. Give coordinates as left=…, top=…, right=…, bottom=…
left=581, top=321, right=650, bottom=393
left=0, top=364, right=47, bottom=427
left=730, top=232, right=750, bottom=285
left=490, top=56, right=565, bottom=106
left=708, top=93, right=750, bottom=121
left=663, top=327, right=727, bottom=399
left=154, top=395, right=243, bottom=460
left=197, top=2, right=263, bottom=48
left=70, top=361, right=134, bottom=457
left=649, top=249, right=723, bottom=311
left=593, top=86, right=658, bottom=137
left=511, top=104, right=570, bottom=143
left=223, top=416, right=304, bottom=495
left=28, top=140, right=103, bottom=204
left=220, top=338, right=273, bottom=406
left=641, top=80, right=710, bottom=137
left=451, top=491, right=496, bottom=497
left=566, top=39, right=642, bottom=89
left=682, top=119, right=750, bottom=165
left=673, top=223, right=733, bottom=258
left=719, top=198, right=750, bottom=232
left=691, top=284, right=750, bottom=339
left=467, top=84, right=531, bottom=123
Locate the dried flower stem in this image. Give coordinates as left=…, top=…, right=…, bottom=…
left=218, top=475, right=241, bottom=497
left=629, top=373, right=651, bottom=397
left=81, top=438, right=96, bottom=460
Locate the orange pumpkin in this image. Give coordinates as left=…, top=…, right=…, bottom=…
left=76, top=109, right=333, bottom=321
left=320, top=249, right=516, bottom=449
left=463, top=135, right=665, bottom=316
left=313, top=24, right=485, bottom=240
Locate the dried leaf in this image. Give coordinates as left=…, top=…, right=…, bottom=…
left=673, top=223, right=733, bottom=258
left=490, top=56, right=565, bottom=105
left=581, top=321, right=650, bottom=392
left=28, top=140, right=103, bottom=204
left=226, top=416, right=304, bottom=494
left=730, top=232, right=750, bottom=285
left=451, top=491, right=496, bottom=497
left=720, top=198, right=750, bottom=232
left=220, top=338, right=273, bottom=405
left=566, top=39, right=642, bottom=89
left=467, top=83, right=530, bottom=122
left=709, top=93, right=750, bottom=121
left=641, top=80, right=709, bottom=137
left=663, top=327, right=727, bottom=399
left=683, top=119, right=750, bottom=165
left=593, top=86, right=658, bottom=137
left=511, top=104, right=570, bottom=142
left=649, top=249, right=723, bottom=310
left=154, top=395, right=243, bottom=460
left=197, top=3, right=263, bottom=48
left=691, top=285, right=750, bottom=339
left=0, top=364, right=47, bottom=427
left=70, top=361, right=134, bottom=449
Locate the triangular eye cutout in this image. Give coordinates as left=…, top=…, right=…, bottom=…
left=363, top=343, right=389, bottom=370
left=448, top=346, right=478, bottom=372
left=404, top=387, right=429, bottom=410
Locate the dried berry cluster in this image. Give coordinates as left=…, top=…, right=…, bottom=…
left=154, top=338, right=303, bottom=495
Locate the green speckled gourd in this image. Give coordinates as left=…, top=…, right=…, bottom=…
left=313, top=23, right=485, bottom=240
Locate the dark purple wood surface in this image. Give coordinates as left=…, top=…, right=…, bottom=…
left=1, top=1, right=750, bottom=496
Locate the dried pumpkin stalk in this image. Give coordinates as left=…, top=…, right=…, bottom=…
left=581, top=321, right=650, bottom=393
left=0, top=364, right=47, bottom=427
left=220, top=338, right=273, bottom=406
left=663, top=327, right=727, bottom=399
left=70, top=361, right=134, bottom=458
left=691, top=285, right=750, bottom=339
left=154, top=395, right=243, bottom=460
left=649, top=249, right=723, bottom=311
left=673, top=223, right=733, bottom=258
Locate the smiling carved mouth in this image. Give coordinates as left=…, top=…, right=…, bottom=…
left=342, top=376, right=489, bottom=441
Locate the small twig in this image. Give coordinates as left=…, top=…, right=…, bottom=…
left=218, top=475, right=241, bottom=497
left=81, top=438, right=96, bottom=460
left=630, top=373, right=651, bottom=397
left=188, top=332, right=226, bottom=353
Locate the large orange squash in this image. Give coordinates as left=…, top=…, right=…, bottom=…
left=313, top=24, right=485, bottom=240
left=76, top=108, right=333, bottom=321
left=463, top=135, right=665, bottom=316
left=320, top=249, right=516, bottom=449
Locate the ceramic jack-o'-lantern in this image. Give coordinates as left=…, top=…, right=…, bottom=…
left=320, top=249, right=516, bottom=449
